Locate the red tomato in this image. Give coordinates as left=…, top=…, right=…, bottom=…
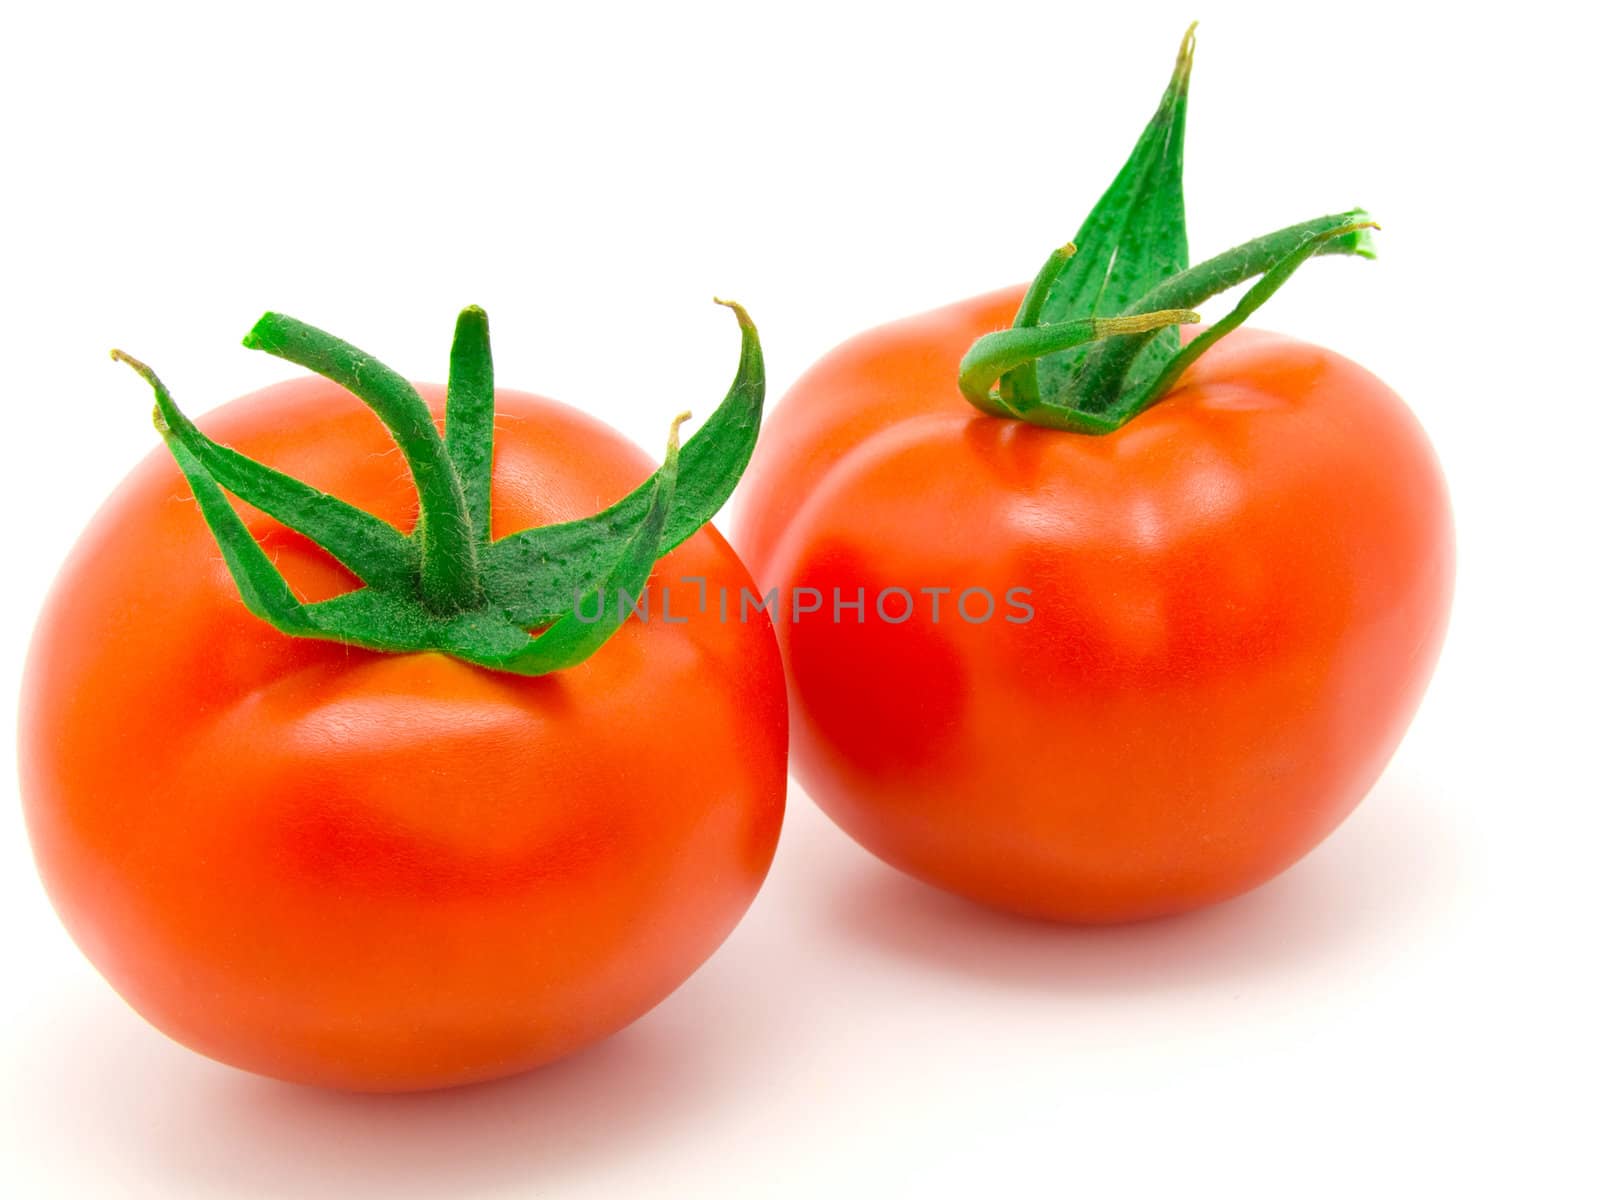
left=21, top=377, right=787, bottom=1090
left=735, top=287, right=1451, bottom=923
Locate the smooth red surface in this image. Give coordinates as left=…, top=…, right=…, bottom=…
left=20, top=378, right=788, bottom=1090
left=736, top=287, right=1452, bottom=922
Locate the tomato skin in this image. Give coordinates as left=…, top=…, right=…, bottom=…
left=735, top=287, right=1452, bottom=923
left=20, top=377, right=787, bottom=1091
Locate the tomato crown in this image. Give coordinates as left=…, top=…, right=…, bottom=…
left=958, top=23, right=1378, bottom=433
left=112, top=302, right=765, bottom=675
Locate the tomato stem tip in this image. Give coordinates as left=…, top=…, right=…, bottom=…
left=961, top=25, right=1379, bottom=434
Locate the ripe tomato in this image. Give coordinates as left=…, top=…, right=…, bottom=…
left=21, top=374, right=787, bottom=1090
left=735, top=288, right=1451, bottom=922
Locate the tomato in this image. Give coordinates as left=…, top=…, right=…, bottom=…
left=20, top=366, right=787, bottom=1090
left=734, top=289, right=1451, bottom=922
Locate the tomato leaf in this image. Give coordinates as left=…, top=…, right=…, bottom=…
left=111, top=352, right=418, bottom=591
left=481, top=300, right=763, bottom=626
left=958, top=309, right=1199, bottom=431
left=958, top=26, right=1381, bottom=434
left=477, top=415, right=682, bottom=675
left=244, top=312, right=481, bottom=614
left=115, top=301, right=763, bottom=676
left=113, top=352, right=318, bottom=633
left=1003, top=23, right=1193, bottom=410
left=1086, top=210, right=1379, bottom=424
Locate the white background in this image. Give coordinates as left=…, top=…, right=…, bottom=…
left=3, top=2, right=1596, bottom=1195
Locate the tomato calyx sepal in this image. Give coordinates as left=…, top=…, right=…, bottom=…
left=959, top=308, right=1200, bottom=431
left=111, top=300, right=765, bottom=676
left=958, top=24, right=1380, bottom=435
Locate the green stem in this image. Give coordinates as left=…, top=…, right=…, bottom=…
left=243, top=313, right=481, bottom=613
left=998, top=243, right=1077, bottom=409
left=1012, top=244, right=1079, bottom=331
left=445, top=306, right=496, bottom=544
left=960, top=310, right=1199, bottom=421
left=114, top=302, right=764, bottom=677
left=956, top=25, right=1382, bottom=436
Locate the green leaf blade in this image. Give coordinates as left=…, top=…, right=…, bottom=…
left=1113, top=213, right=1380, bottom=422
left=1074, top=208, right=1377, bottom=422
left=119, top=302, right=764, bottom=678
left=114, top=355, right=316, bottom=634
left=482, top=300, right=764, bottom=626
left=244, top=312, right=481, bottom=613
left=476, top=415, right=684, bottom=676
left=113, top=352, right=416, bottom=590
left=1009, top=23, right=1195, bottom=408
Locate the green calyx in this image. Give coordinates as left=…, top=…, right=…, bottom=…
left=112, top=300, right=764, bottom=676
left=958, top=23, right=1379, bottom=434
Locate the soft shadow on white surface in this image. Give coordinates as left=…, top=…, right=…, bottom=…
left=822, top=777, right=1462, bottom=993
left=8, top=777, right=1461, bottom=1198
left=13, top=988, right=749, bottom=1199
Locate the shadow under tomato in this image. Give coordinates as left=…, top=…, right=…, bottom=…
left=15, top=974, right=763, bottom=1199
left=822, top=772, right=1462, bottom=995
